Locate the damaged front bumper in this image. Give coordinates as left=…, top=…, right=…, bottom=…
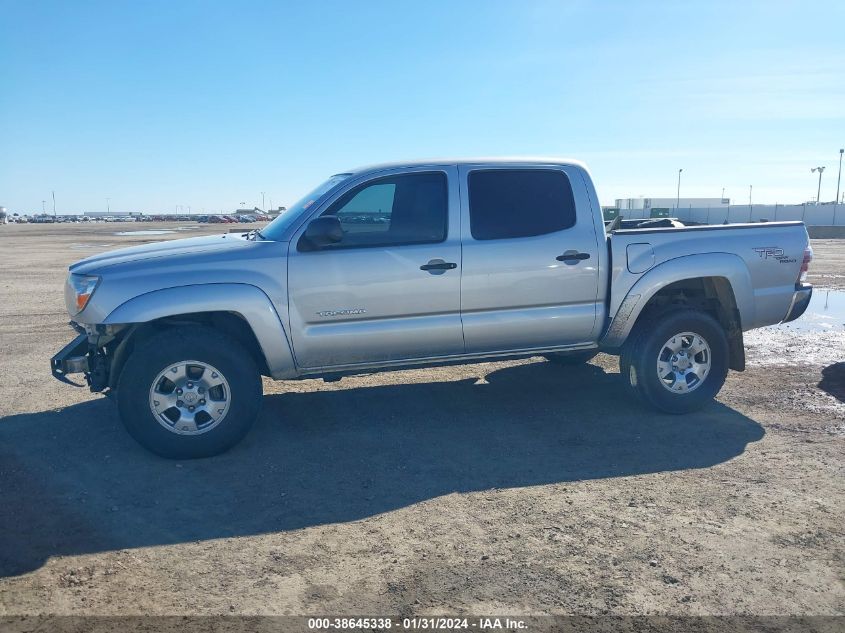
left=51, top=322, right=119, bottom=391
left=50, top=333, right=90, bottom=386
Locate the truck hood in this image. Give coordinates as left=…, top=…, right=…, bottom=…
left=70, top=233, right=258, bottom=274
left=67, top=232, right=289, bottom=325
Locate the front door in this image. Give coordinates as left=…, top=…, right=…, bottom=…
left=287, top=167, right=463, bottom=370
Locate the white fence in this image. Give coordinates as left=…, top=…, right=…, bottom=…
left=620, top=203, right=845, bottom=226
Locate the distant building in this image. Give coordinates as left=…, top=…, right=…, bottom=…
left=615, top=197, right=730, bottom=211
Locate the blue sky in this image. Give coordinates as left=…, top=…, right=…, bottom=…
left=1, top=0, right=844, bottom=213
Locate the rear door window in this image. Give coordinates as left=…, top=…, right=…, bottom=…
left=468, top=169, right=576, bottom=240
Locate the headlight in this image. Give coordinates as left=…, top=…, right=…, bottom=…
left=67, top=273, right=100, bottom=315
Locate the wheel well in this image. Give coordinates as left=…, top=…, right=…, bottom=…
left=107, top=311, right=271, bottom=389
left=633, top=277, right=745, bottom=371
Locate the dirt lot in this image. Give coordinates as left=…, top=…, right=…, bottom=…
left=0, top=223, right=843, bottom=617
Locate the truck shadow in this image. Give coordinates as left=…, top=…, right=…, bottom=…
left=818, top=362, right=845, bottom=403
left=0, top=360, right=764, bottom=577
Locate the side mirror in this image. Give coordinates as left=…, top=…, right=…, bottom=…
left=303, top=216, right=343, bottom=248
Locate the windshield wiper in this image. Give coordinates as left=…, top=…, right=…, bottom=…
left=244, top=229, right=265, bottom=241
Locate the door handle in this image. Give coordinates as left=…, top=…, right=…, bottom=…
left=420, top=260, right=457, bottom=271
left=556, top=252, right=591, bottom=262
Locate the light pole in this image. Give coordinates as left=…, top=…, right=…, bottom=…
left=106, top=198, right=111, bottom=214
left=676, top=169, right=683, bottom=211
left=42, top=200, right=46, bottom=215
left=52, top=190, right=56, bottom=218
left=835, top=149, right=844, bottom=225
left=260, top=192, right=266, bottom=211
left=749, top=185, right=753, bottom=218
left=721, top=187, right=725, bottom=200
left=811, top=166, right=825, bottom=204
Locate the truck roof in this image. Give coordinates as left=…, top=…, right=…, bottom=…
left=341, top=156, right=588, bottom=176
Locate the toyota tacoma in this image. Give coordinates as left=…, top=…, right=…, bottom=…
left=52, top=159, right=813, bottom=458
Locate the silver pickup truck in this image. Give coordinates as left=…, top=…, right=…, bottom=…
left=52, top=158, right=813, bottom=458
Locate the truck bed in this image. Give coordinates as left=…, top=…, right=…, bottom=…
left=605, top=221, right=810, bottom=337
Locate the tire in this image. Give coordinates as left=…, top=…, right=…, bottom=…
left=544, top=350, right=599, bottom=366
left=619, top=325, right=647, bottom=403
left=619, top=309, right=729, bottom=414
left=116, top=326, right=263, bottom=459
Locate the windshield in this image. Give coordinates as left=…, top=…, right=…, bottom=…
left=260, top=174, right=351, bottom=241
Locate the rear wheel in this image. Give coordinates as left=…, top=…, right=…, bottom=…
left=620, top=309, right=728, bottom=413
left=116, top=326, right=263, bottom=458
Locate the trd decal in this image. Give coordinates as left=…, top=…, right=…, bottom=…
left=753, top=247, right=795, bottom=264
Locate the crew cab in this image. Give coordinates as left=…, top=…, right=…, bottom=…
left=51, top=158, right=813, bottom=458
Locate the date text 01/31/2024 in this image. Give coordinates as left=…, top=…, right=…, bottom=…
left=307, top=617, right=528, bottom=630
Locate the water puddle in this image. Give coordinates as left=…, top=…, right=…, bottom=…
left=765, top=289, right=845, bottom=333
left=114, top=229, right=176, bottom=236
left=114, top=226, right=199, bottom=236
left=71, top=243, right=115, bottom=249
left=746, top=289, right=845, bottom=367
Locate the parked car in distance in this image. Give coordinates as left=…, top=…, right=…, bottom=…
left=52, top=158, right=813, bottom=459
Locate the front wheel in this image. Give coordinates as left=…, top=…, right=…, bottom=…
left=116, top=326, right=263, bottom=459
left=620, top=309, right=729, bottom=414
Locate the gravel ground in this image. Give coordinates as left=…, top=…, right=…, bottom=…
left=807, top=240, right=845, bottom=290
left=0, top=222, right=843, bottom=617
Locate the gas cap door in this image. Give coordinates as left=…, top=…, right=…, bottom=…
left=626, top=242, right=655, bottom=274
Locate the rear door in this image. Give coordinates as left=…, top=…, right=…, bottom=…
left=287, top=166, right=464, bottom=369
left=458, top=164, right=601, bottom=353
